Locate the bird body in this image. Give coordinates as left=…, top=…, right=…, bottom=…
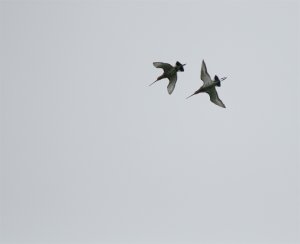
left=150, top=61, right=186, bottom=94
left=187, top=60, right=226, bottom=108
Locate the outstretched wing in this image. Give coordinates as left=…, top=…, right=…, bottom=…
left=153, top=62, right=173, bottom=73
left=206, top=87, right=226, bottom=108
left=167, top=73, right=177, bottom=94
left=201, top=60, right=212, bottom=85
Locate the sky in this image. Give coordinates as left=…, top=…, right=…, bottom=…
left=0, top=1, right=299, bottom=244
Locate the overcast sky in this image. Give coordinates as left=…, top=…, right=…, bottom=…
left=0, top=1, right=299, bottom=244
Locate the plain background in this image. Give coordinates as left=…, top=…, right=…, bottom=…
left=0, top=0, right=299, bottom=243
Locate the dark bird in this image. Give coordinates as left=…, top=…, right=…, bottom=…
left=150, top=61, right=186, bottom=94
left=187, top=60, right=227, bottom=108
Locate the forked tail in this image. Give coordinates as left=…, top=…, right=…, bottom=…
left=214, top=76, right=227, bottom=87
left=176, top=61, right=186, bottom=72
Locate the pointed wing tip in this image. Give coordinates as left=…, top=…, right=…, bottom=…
left=167, top=85, right=174, bottom=94
left=217, top=101, right=226, bottom=108
left=153, top=62, right=162, bottom=68
left=167, top=88, right=174, bottom=95
left=212, top=102, right=226, bottom=108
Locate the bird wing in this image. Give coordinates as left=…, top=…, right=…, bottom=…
left=206, top=87, right=226, bottom=108
left=201, top=60, right=212, bottom=85
left=167, top=73, right=177, bottom=94
left=153, top=62, right=173, bottom=73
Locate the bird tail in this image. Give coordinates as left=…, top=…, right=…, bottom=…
left=176, top=61, right=185, bottom=72
left=214, top=76, right=227, bottom=87
left=214, top=75, right=221, bottom=87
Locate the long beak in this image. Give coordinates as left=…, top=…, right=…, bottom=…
left=149, top=80, right=158, bottom=86
left=186, top=93, right=195, bottom=99
left=220, top=77, right=227, bottom=81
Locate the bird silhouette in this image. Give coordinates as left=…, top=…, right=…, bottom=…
left=150, top=61, right=186, bottom=94
left=187, top=60, right=227, bottom=108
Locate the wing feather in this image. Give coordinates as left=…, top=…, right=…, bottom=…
left=201, top=60, right=212, bottom=85
left=153, top=62, right=173, bottom=73
left=167, top=73, right=177, bottom=94
left=206, top=87, right=226, bottom=108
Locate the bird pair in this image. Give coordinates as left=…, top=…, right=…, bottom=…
left=150, top=60, right=227, bottom=108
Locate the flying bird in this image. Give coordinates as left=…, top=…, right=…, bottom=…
left=150, top=61, right=186, bottom=94
left=186, top=60, right=227, bottom=108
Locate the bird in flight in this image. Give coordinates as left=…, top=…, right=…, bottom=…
left=186, top=60, right=227, bottom=108
left=150, top=61, right=186, bottom=94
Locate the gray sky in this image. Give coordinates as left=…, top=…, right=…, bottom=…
left=0, top=1, right=299, bottom=243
